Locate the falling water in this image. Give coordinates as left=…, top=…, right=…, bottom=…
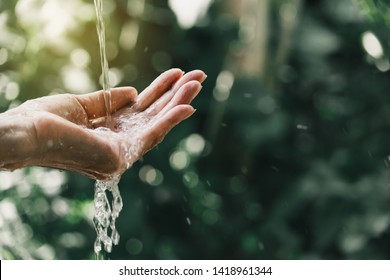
left=94, top=0, right=112, bottom=123
left=93, top=0, right=122, bottom=259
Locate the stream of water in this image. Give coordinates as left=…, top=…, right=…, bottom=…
left=94, top=0, right=112, bottom=122
left=93, top=0, right=122, bottom=259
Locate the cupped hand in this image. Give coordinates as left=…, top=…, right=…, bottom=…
left=0, top=69, right=206, bottom=179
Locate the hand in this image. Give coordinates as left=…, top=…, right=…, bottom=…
left=0, top=69, right=206, bottom=179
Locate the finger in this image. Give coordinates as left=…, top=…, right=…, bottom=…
left=156, top=81, right=202, bottom=118
left=172, top=70, right=206, bottom=91
left=76, top=87, right=138, bottom=119
left=151, top=70, right=206, bottom=113
left=135, top=68, right=183, bottom=111
left=143, top=105, right=195, bottom=152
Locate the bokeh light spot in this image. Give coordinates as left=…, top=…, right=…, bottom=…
left=170, top=150, right=189, bottom=170
left=0, top=48, right=8, bottom=65
left=139, top=165, right=164, bottom=186
left=169, top=0, right=213, bottom=29
left=362, top=31, right=383, bottom=59
left=126, top=238, right=143, bottom=255
left=185, top=134, right=206, bottom=156
left=5, top=82, right=20, bottom=101
left=183, top=171, right=199, bottom=188
left=70, top=48, right=90, bottom=69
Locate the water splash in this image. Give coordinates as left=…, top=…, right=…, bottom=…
left=93, top=176, right=122, bottom=256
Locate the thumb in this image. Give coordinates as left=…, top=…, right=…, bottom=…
left=76, top=87, right=138, bottom=119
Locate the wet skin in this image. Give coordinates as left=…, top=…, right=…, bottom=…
left=0, top=69, right=207, bottom=179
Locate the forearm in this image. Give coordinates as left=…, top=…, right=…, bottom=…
left=0, top=111, right=36, bottom=170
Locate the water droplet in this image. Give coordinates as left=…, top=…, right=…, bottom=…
left=111, top=228, right=120, bottom=245
left=104, top=240, right=112, bottom=253
left=94, top=238, right=102, bottom=253
left=113, top=196, right=123, bottom=214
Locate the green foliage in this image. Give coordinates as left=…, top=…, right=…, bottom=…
left=1, top=0, right=390, bottom=260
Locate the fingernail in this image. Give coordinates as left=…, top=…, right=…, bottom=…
left=187, top=108, right=196, bottom=118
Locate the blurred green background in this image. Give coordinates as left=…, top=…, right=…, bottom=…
left=1, top=0, right=390, bottom=260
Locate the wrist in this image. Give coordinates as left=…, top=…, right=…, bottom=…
left=0, top=111, right=38, bottom=170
